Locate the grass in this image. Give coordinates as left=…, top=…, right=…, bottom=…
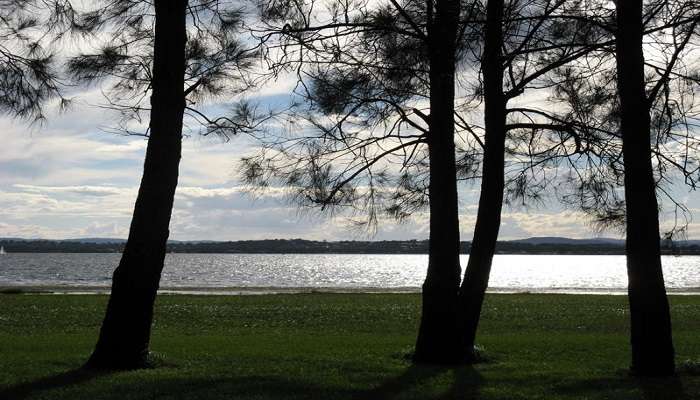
left=0, top=293, right=699, bottom=399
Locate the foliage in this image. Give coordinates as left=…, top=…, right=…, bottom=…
left=533, top=0, right=700, bottom=236
left=241, top=0, right=693, bottom=236
left=65, top=0, right=264, bottom=139
left=241, top=0, right=485, bottom=232
left=0, top=0, right=74, bottom=120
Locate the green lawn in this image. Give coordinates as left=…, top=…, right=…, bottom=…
left=0, top=293, right=698, bottom=399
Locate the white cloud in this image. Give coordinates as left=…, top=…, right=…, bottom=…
left=498, top=211, right=609, bottom=240
left=13, top=184, right=125, bottom=197
left=94, top=140, right=148, bottom=154
left=0, top=65, right=697, bottom=241
left=0, top=176, right=694, bottom=241
left=0, top=221, right=75, bottom=239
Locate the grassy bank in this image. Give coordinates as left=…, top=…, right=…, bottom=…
left=0, top=293, right=698, bottom=399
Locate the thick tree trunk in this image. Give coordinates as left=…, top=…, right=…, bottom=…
left=457, top=0, right=506, bottom=361
left=615, top=1, right=675, bottom=377
left=85, top=0, right=188, bottom=370
left=413, top=0, right=462, bottom=365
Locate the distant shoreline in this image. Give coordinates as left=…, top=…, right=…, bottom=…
left=2, top=237, right=699, bottom=255
left=2, top=285, right=699, bottom=296
left=3, top=249, right=700, bottom=255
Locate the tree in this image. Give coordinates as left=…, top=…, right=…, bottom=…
left=244, top=0, right=474, bottom=364
left=457, top=0, right=506, bottom=359
left=83, top=0, right=188, bottom=370
left=412, top=0, right=463, bottom=364
left=457, top=0, right=612, bottom=358
left=67, top=0, right=259, bottom=369
left=507, top=0, right=699, bottom=374
left=615, top=0, right=676, bottom=376
left=245, top=0, right=615, bottom=364
left=243, top=0, right=696, bottom=366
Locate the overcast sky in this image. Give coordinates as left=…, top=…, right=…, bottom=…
left=1, top=79, right=698, bottom=241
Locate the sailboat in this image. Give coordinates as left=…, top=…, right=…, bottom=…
left=0, top=246, right=5, bottom=255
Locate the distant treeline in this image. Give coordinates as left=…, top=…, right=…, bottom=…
left=1, top=238, right=699, bottom=255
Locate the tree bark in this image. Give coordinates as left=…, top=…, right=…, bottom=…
left=457, top=0, right=506, bottom=361
left=413, top=0, right=463, bottom=365
left=615, top=0, right=675, bottom=377
left=85, top=0, right=188, bottom=370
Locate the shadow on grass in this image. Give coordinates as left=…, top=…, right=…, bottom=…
left=4, top=361, right=696, bottom=400
left=554, top=373, right=687, bottom=400
left=0, top=364, right=483, bottom=400
left=440, top=366, right=483, bottom=400
left=153, top=365, right=484, bottom=400
left=637, top=375, right=686, bottom=400
left=364, top=364, right=483, bottom=400
left=0, top=368, right=110, bottom=400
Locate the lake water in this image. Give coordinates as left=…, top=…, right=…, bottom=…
left=0, top=253, right=698, bottom=294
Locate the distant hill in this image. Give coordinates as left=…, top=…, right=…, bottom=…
left=509, top=237, right=624, bottom=245
left=1, top=237, right=699, bottom=255
left=62, top=238, right=125, bottom=244
left=60, top=238, right=218, bottom=244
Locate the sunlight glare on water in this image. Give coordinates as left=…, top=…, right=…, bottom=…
left=0, top=253, right=698, bottom=293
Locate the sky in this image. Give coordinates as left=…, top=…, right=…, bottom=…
left=1, top=82, right=698, bottom=242
left=0, top=3, right=698, bottom=242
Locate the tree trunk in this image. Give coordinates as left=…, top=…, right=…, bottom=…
left=85, top=0, right=188, bottom=370
left=457, top=0, right=506, bottom=361
left=413, top=0, right=463, bottom=365
left=615, top=0, right=675, bottom=377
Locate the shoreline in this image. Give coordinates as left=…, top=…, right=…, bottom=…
left=2, top=285, right=700, bottom=296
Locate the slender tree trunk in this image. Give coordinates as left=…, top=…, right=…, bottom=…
left=615, top=0, right=675, bottom=377
left=457, top=0, right=506, bottom=361
left=413, top=0, right=463, bottom=364
left=85, top=0, right=187, bottom=370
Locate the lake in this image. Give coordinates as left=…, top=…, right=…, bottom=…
left=1, top=253, right=699, bottom=294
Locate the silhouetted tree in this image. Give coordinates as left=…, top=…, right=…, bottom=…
left=457, top=0, right=506, bottom=360
left=506, top=0, right=699, bottom=374
left=83, top=0, right=188, bottom=370
left=244, top=0, right=698, bottom=367
left=615, top=0, right=678, bottom=376
left=457, top=0, right=612, bottom=359
left=411, top=0, right=464, bottom=364
left=245, top=0, right=614, bottom=364
left=67, top=0, right=260, bottom=369
left=244, top=0, right=477, bottom=364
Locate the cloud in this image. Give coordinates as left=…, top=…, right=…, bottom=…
left=0, top=71, right=697, bottom=241
left=81, top=221, right=127, bottom=237
left=0, top=221, right=72, bottom=239
left=3, top=146, right=698, bottom=241
left=177, top=186, right=246, bottom=198
left=13, top=184, right=125, bottom=197
left=498, top=211, right=609, bottom=240
left=1, top=178, right=694, bottom=241
left=94, top=140, right=148, bottom=154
